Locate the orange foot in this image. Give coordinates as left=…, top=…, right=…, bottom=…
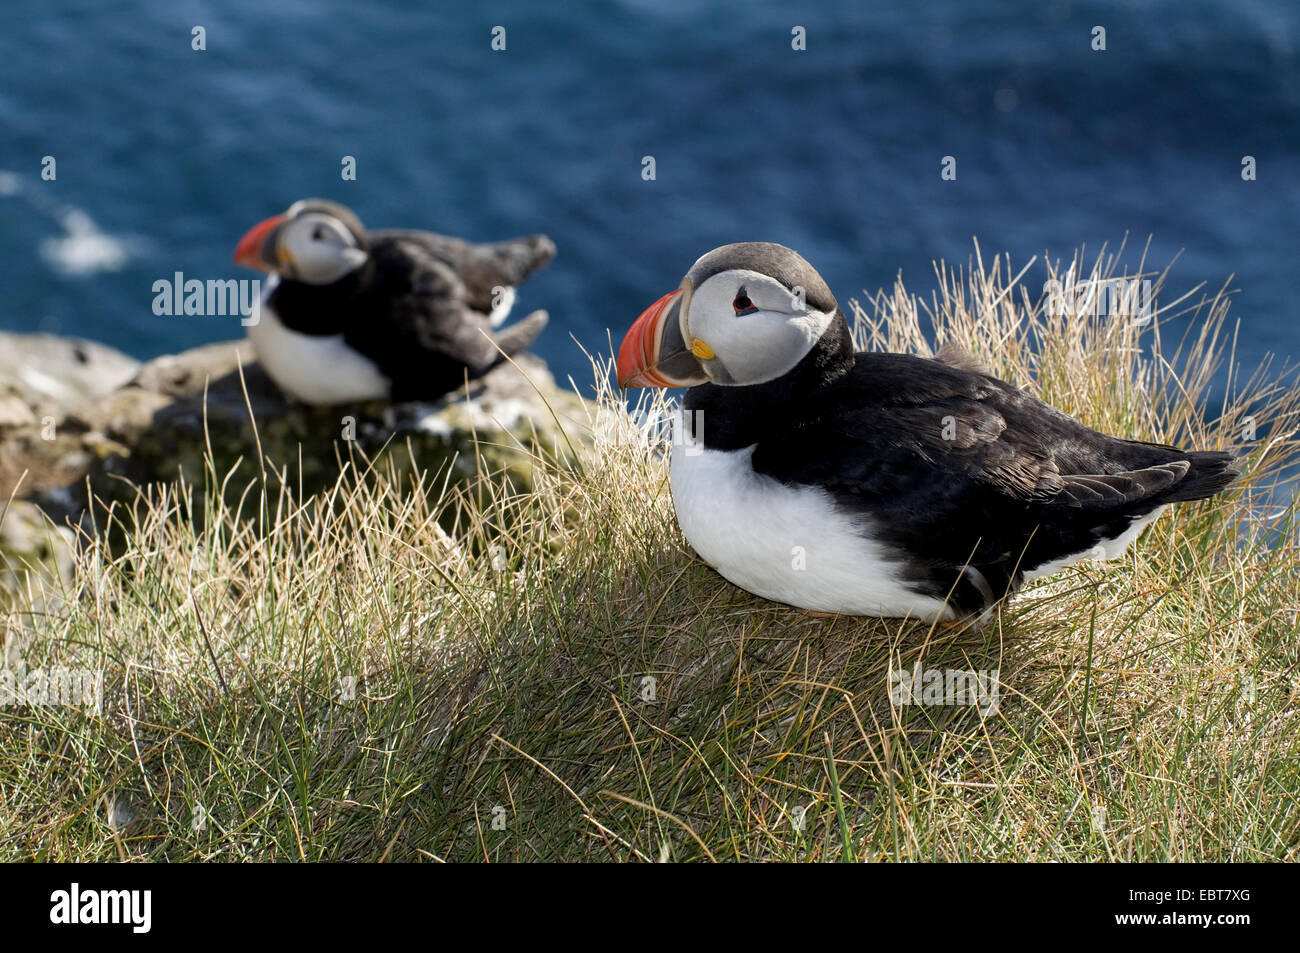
left=936, top=611, right=991, bottom=632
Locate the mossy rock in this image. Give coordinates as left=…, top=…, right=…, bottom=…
left=6, top=341, right=593, bottom=528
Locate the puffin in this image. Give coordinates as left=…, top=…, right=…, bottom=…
left=233, top=199, right=555, bottom=404
left=617, top=242, right=1239, bottom=622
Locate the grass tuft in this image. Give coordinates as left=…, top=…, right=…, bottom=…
left=2, top=243, right=1298, bottom=861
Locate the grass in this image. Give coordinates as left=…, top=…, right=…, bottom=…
left=2, top=241, right=1298, bottom=861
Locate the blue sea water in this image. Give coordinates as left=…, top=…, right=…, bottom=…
left=2, top=0, right=1298, bottom=391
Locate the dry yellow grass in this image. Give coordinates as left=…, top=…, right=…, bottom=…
left=2, top=241, right=1297, bottom=861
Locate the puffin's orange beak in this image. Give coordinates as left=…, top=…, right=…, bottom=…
left=234, top=214, right=285, bottom=271
left=617, top=283, right=708, bottom=389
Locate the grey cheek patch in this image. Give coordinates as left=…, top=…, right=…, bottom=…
left=656, top=296, right=708, bottom=380
left=660, top=294, right=686, bottom=353
left=262, top=223, right=284, bottom=269
left=703, top=359, right=735, bottom=385
left=659, top=349, right=707, bottom=381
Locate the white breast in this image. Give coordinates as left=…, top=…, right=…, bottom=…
left=1021, top=504, right=1167, bottom=581
left=669, top=440, right=956, bottom=621
left=246, top=278, right=391, bottom=405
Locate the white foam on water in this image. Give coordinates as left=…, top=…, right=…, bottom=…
left=0, top=170, right=136, bottom=277
left=39, top=208, right=132, bottom=277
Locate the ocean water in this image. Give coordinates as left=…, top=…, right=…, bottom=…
left=2, top=0, right=1298, bottom=391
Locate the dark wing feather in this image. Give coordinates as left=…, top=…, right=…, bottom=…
left=1054, top=462, right=1188, bottom=508
left=342, top=235, right=547, bottom=400
left=357, top=236, right=495, bottom=365
left=369, top=229, right=555, bottom=315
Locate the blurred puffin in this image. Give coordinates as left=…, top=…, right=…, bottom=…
left=234, top=198, right=554, bottom=404
left=618, top=242, right=1239, bottom=622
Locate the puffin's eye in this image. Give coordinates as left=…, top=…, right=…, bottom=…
left=312, top=226, right=326, bottom=240
left=732, top=292, right=756, bottom=314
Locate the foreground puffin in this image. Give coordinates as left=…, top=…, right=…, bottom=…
left=618, top=242, right=1239, bottom=622
left=234, top=199, right=555, bottom=404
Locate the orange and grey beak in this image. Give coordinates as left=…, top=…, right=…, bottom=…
left=617, top=282, right=709, bottom=389
left=234, top=214, right=285, bottom=271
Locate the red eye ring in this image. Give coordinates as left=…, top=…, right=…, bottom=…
left=733, top=293, right=754, bottom=313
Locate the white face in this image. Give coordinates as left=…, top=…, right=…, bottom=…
left=276, top=212, right=368, bottom=284
left=683, top=268, right=836, bottom=386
